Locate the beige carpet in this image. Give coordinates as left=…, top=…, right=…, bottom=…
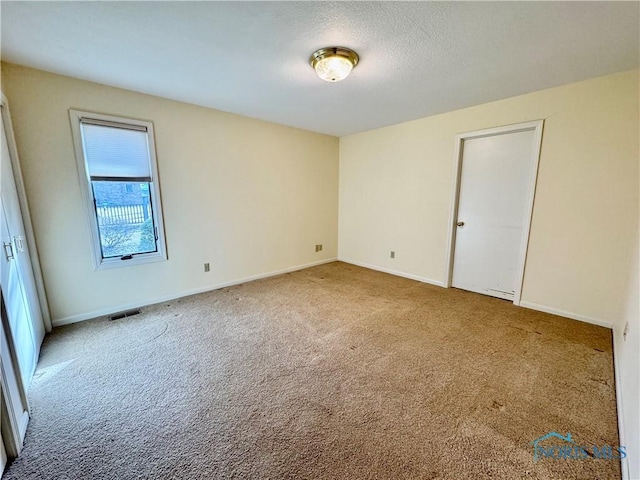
left=4, top=262, right=620, bottom=479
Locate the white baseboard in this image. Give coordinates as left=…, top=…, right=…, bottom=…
left=612, top=324, right=630, bottom=480
left=338, top=258, right=445, bottom=287
left=336, top=261, right=611, bottom=328
left=518, top=301, right=613, bottom=329
left=52, top=257, right=338, bottom=327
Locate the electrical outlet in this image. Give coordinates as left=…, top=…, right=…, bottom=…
left=390, top=251, right=395, bottom=259
left=623, top=321, right=629, bottom=341
left=204, top=263, right=210, bottom=273
left=315, top=244, right=323, bottom=252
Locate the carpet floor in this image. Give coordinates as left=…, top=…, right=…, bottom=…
left=3, top=262, right=620, bottom=479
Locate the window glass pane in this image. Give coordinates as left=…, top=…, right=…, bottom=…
left=92, top=181, right=157, bottom=258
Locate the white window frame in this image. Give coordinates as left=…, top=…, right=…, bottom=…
left=69, top=109, right=167, bottom=270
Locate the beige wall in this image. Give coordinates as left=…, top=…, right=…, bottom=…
left=339, top=70, right=639, bottom=327
left=1, top=63, right=339, bottom=324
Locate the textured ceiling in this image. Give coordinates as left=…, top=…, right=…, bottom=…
left=1, top=1, right=638, bottom=137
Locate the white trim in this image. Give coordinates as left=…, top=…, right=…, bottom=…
left=52, top=257, right=338, bottom=327
left=518, top=300, right=613, bottom=329
left=68, top=109, right=168, bottom=270
left=612, top=324, right=630, bottom=480
left=444, top=120, right=544, bottom=308
left=0, top=95, right=52, bottom=333
left=338, top=258, right=445, bottom=287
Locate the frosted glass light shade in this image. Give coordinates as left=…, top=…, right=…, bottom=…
left=315, top=56, right=354, bottom=82
left=310, top=47, right=359, bottom=83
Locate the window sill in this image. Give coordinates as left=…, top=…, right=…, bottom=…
left=94, top=251, right=167, bottom=271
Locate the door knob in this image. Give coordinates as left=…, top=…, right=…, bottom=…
left=456, top=221, right=465, bottom=227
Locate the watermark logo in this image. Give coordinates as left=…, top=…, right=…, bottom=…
left=531, top=432, right=626, bottom=461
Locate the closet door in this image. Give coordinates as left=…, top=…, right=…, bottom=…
left=0, top=97, right=45, bottom=465
left=0, top=103, right=45, bottom=387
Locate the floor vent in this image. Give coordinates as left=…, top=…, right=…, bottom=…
left=109, top=309, right=141, bottom=321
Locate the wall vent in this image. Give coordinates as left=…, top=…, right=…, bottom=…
left=109, top=309, right=141, bottom=321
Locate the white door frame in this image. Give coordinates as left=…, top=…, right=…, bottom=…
left=444, top=120, right=544, bottom=305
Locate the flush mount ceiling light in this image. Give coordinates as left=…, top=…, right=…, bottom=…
left=310, top=47, right=359, bottom=82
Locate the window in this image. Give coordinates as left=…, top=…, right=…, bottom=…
left=69, top=110, right=167, bottom=269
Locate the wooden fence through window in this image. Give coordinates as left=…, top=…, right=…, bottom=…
left=97, top=204, right=149, bottom=225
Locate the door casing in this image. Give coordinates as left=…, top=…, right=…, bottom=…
left=444, top=120, right=544, bottom=305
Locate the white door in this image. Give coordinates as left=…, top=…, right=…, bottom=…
left=1, top=106, right=45, bottom=386
left=0, top=97, right=47, bottom=467
left=1, top=200, right=38, bottom=388
left=451, top=128, right=538, bottom=301
left=1, top=115, right=43, bottom=386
